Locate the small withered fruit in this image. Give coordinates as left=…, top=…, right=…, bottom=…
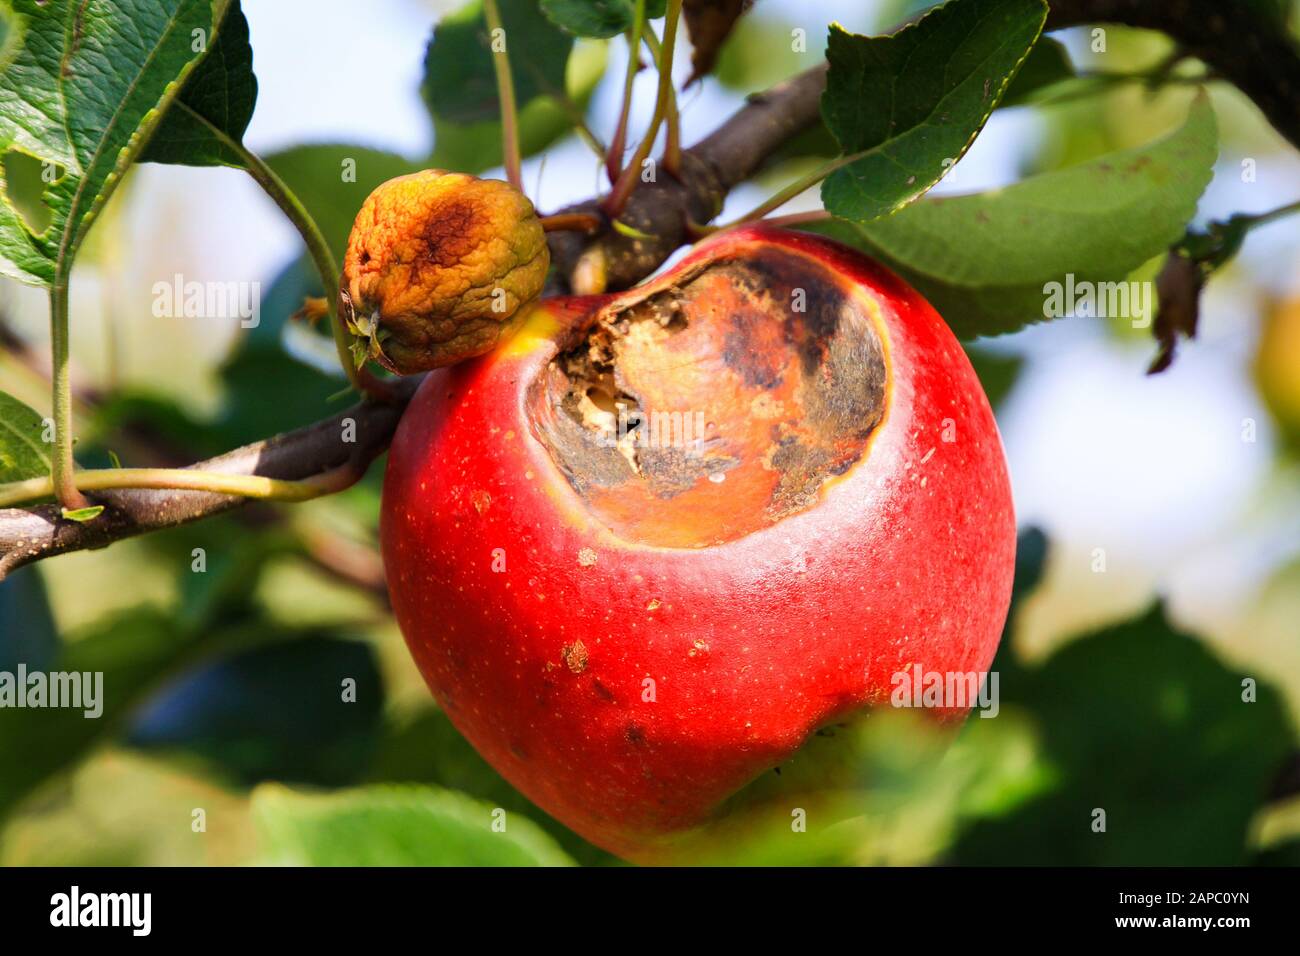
left=340, top=169, right=549, bottom=374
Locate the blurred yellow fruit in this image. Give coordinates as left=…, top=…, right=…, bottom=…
left=1255, top=294, right=1300, bottom=450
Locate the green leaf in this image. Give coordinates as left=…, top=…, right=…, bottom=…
left=203, top=257, right=346, bottom=449
left=0, top=389, right=51, bottom=482
left=423, top=0, right=572, bottom=126
left=671, top=707, right=1050, bottom=865
left=426, top=37, right=607, bottom=173
left=0, top=0, right=233, bottom=287
left=0, top=609, right=199, bottom=818
left=541, top=0, right=664, bottom=38
left=953, top=605, right=1297, bottom=865
left=1009, top=526, right=1049, bottom=609
left=0, top=1, right=19, bottom=74
left=715, top=14, right=816, bottom=93
left=0, top=749, right=259, bottom=866
left=807, top=95, right=1218, bottom=338
left=265, top=145, right=422, bottom=263
left=126, top=634, right=383, bottom=787
left=1243, top=0, right=1293, bottom=26
left=0, top=567, right=59, bottom=673
left=219, top=325, right=348, bottom=443
left=138, top=0, right=257, bottom=168
left=365, top=708, right=620, bottom=866
left=60, top=505, right=104, bottom=522
left=820, top=0, right=1047, bottom=223
left=999, top=35, right=1073, bottom=106
left=252, top=784, right=576, bottom=866
left=2, top=149, right=58, bottom=235
left=729, top=29, right=1069, bottom=165
left=611, top=217, right=654, bottom=239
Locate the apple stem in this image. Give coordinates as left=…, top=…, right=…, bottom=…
left=724, top=152, right=865, bottom=228
left=641, top=29, right=682, bottom=177
left=607, top=0, right=649, bottom=185
left=483, top=0, right=523, bottom=192
left=602, top=0, right=682, bottom=217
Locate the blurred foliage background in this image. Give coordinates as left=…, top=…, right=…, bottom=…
left=1, top=0, right=1298, bottom=865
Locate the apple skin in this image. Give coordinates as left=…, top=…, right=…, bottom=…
left=381, top=225, right=1016, bottom=860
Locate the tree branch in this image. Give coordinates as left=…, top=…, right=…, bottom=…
left=3, top=0, right=1298, bottom=574
left=547, top=62, right=827, bottom=292
left=0, top=377, right=419, bottom=579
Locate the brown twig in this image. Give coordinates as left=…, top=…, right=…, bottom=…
left=0, top=377, right=420, bottom=579
left=548, top=61, right=828, bottom=292
left=299, top=524, right=390, bottom=605
left=540, top=212, right=603, bottom=234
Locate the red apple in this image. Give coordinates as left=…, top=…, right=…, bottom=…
left=381, top=224, right=1016, bottom=859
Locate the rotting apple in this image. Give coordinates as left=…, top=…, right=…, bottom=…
left=380, top=223, right=1016, bottom=860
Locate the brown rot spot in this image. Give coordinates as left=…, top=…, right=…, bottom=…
left=528, top=243, right=889, bottom=548
left=561, top=640, right=588, bottom=674
left=418, top=198, right=480, bottom=270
